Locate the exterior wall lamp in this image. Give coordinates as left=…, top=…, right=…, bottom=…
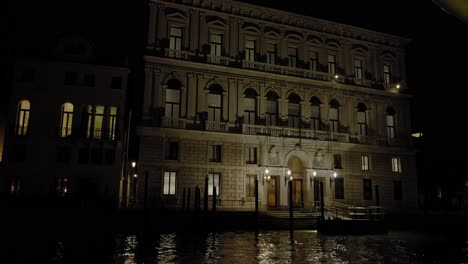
left=263, top=167, right=270, bottom=185
left=285, top=168, right=292, bottom=186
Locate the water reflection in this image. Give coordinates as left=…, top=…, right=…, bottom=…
left=10, top=230, right=466, bottom=263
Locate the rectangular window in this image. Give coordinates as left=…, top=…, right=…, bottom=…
left=64, top=72, right=77, bottom=85
left=392, top=157, right=401, bottom=173
left=210, top=34, right=222, bottom=57
left=56, top=177, right=68, bottom=196
left=245, top=147, right=257, bottom=164
left=87, top=106, right=104, bottom=139
left=363, top=179, right=373, bottom=200
left=244, top=97, right=256, bottom=125
left=383, top=64, right=391, bottom=83
left=265, top=100, right=278, bottom=126
left=361, top=155, right=370, bottom=171
left=354, top=59, right=363, bottom=79
left=288, top=47, right=298, bottom=68
left=165, top=141, right=179, bottom=160
left=387, top=115, right=396, bottom=139
left=16, top=101, right=30, bottom=136
left=245, top=39, right=255, bottom=62
left=393, top=180, right=402, bottom=200
left=163, top=171, right=176, bottom=195
left=246, top=174, right=256, bottom=197
left=83, top=74, right=95, bottom=87
left=357, top=111, right=367, bottom=136
left=209, top=144, right=221, bottom=162
left=111, top=76, right=122, bottom=89
left=208, top=172, right=220, bottom=196
left=310, top=105, right=320, bottom=130
left=333, top=154, right=342, bottom=169
left=329, top=108, right=339, bottom=133
left=310, top=51, right=318, bottom=71
left=169, top=27, right=182, bottom=51
left=328, top=54, right=336, bottom=74
left=266, top=43, right=276, bottom=64
left=109, top=107, right=118, bottom=140
left=335, top=178, right=344, bottom=199
left=288, top=103, right=300, bottom=128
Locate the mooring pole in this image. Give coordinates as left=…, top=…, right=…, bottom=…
left=204, top=176, right=208, bottom=215
left=320, top=181, right=325, bottom=221
left=289, top=180, right=294, bottom=233
left=255, top=177, right=259, bottom=227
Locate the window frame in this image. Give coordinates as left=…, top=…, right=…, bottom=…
left=245, top=146, right=257, bottom=164
left=16, top=100, right=31, bottom=136
left=208, top=172, right=221, bottom=196
left=361, top=155, right=370, bottom=171
left=209, top=144, right=222, bottom=162
left=391, top=157, right=402, bottom=173
left=163, top=171, right=177, bottom=195
left=245, top=174, right=256, bottom=197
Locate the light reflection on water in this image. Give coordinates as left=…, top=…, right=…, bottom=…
left=5, top=230, right=467, bottom=263
left=109, top=231, right=466, bottom=264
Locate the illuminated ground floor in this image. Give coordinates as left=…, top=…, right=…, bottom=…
left=135, top=126, right=418, bottom=213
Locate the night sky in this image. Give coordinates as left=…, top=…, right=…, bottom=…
left=6, top=0, right=468, bottom=199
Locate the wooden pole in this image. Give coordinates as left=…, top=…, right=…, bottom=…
left=289, top=180, right=294, bottom=233
left=320, top=181, right=324, bottom=221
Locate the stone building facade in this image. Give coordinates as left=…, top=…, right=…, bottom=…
left=0, top=36, right=130, bottom=207
left=137, top=0, right=418, bottom=213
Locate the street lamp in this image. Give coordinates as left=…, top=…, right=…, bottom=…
left=285, top=168, right=292, bottom=185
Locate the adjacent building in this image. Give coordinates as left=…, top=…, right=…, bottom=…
left=136, top=0, right=418, bottom=213
left=0, top=36, right=130, bottom=207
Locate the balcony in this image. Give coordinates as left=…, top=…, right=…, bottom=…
left=162, top=117, right=186, bottom=129
left=165, top=49, right=190, bottom=60
left=242, top=124, right=349, bottom=143
left=242, top=60, right=332, bottom=81
left=352, top=78, right=373, bottom=88
left=205, top=121, right=229, bottom=132
left=207, top=55, right=232, bottom=66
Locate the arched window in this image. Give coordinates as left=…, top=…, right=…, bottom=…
left=16, top=100, right=30, bottom=136
left=357, top=103, right=367, bottom=136
left=60, top=102, right=74, bottom=137
left=287, top=93, right=301, bottom=128
left=243, top=88, right=257, bottom=125
left=329, top=99, right=340, bottom=133
left=207, top=84, right=223, bottom=122
left=310, top=96, right=321, bottom=130
left=386, top=107, right=396, bottom=139
left=165, top=79, right=182, bottom=118
left=265, top=91, right=279, bottom=126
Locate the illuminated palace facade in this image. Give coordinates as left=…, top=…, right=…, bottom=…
left=0, top=37, right=130, bottom=207
left=137, top=0, right=418, bottom=213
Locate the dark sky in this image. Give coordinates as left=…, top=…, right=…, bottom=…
left=6, top=0, right=468, bottom=173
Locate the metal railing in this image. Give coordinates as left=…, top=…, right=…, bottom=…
left=326, top=201, right=385, bottom=220
left=205, top=121, right=229, bottom=132
left=165, top=49, right=190, bottom=60
left=162, top=117, right=186, bottom=129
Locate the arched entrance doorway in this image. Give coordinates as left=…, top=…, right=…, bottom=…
left=288, top=156, right=304, bottom=208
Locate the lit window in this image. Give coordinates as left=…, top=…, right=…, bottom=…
left=392, top=157, right=401, bottom=173
left=245, top=147, right=257, bottom=164
left=109, top=106, right=118, bottom=140
left=245, top=174, right=256, bottom=197
left=208, top=172, right=220, bottom=196
left=361, top=155, right=370, bottom=171
left=87, top=105, right=104, bottom=139
left=245, top=40, right=255, bottom=62
left=16, top=100, right=31, bottom=136
left=163, top=171, right=176, bottom=195
left=10, top=177, right=21, bottom=195
left=60, top=102, right=73, bottom=137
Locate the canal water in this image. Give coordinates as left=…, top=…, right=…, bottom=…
left=4, top=230, right=468, bottom=263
